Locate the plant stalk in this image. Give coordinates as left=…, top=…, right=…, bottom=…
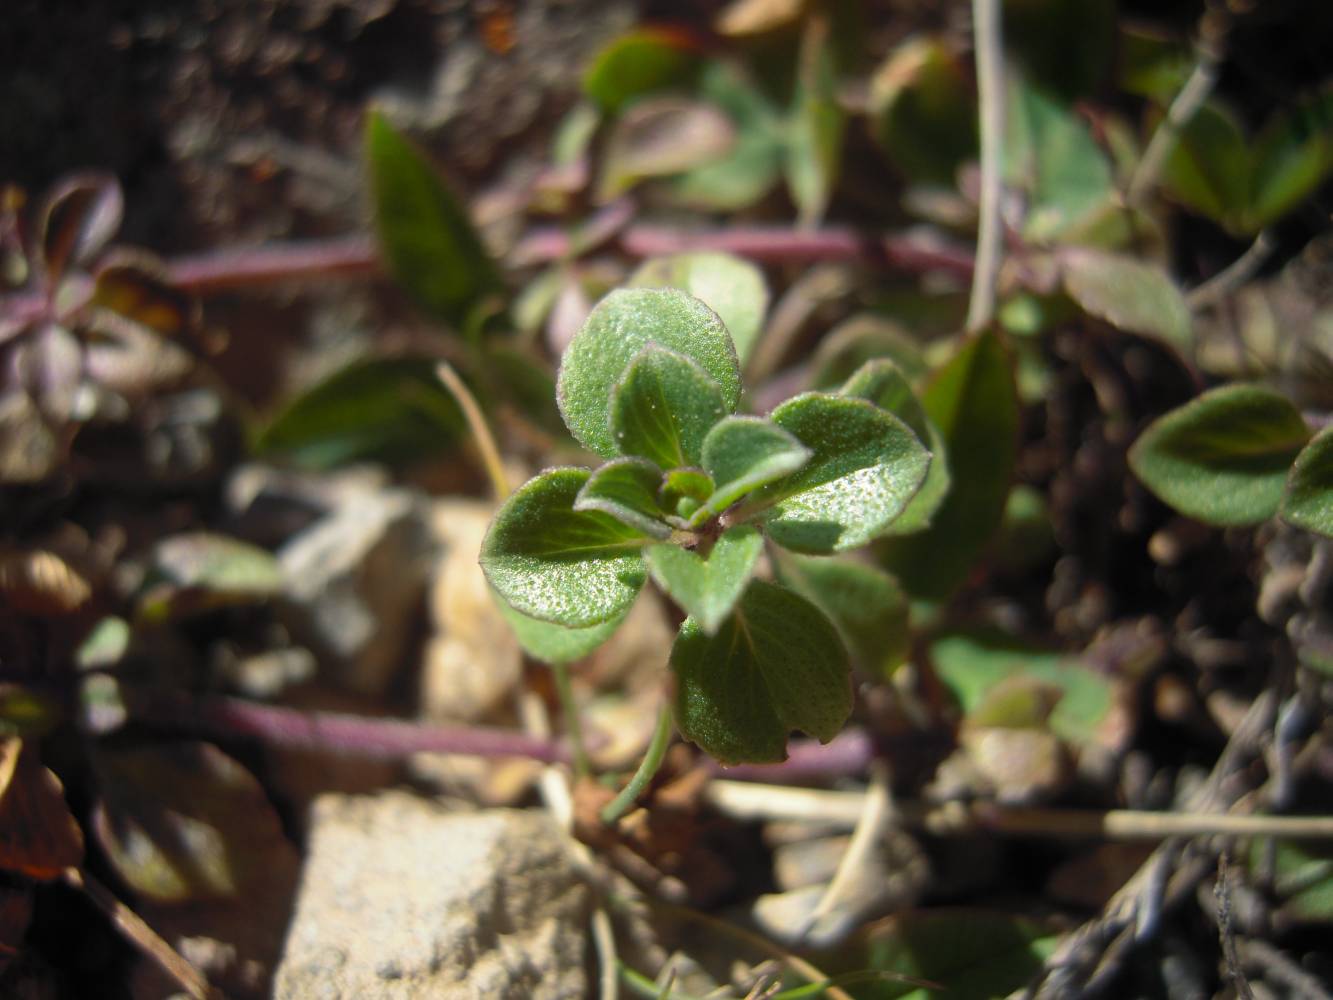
left=550, top=660, right=592, bottom=780
left=601, top=702, right=674, bottom=825
left=966, top=0, right=1005, bottom=333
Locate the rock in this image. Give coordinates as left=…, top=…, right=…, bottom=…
left=279, top=488, right=435, bottom=696
left=419, top=500, right=522, bottom=723
left=275, top=794, right=591, bottom=1000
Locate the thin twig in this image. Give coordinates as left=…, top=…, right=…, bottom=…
left=436, top=361, right=510, bottom=501
left=1237, top=938, right=1333, bottom=1000
left=66, top=868, right=216, bottom=1000
left=118, top=687, right=572, bottom=763
left=602, top=702, right=674, bottom=825
left=1186, top=230, right=1275, bottom=309
left=646, top=900, right=856, bottom=1000
left=966, top=0, right=1005, bottom=332
left=1215, top=854, right=1256, bottom=1000
left=796, top=763, right=891, bottom=943
left=1127, top=40, right=1223, bottom=206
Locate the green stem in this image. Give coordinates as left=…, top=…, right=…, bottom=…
left=550, top=661, right=591, bottom=780
left=601, top=703, right=674, bottom=824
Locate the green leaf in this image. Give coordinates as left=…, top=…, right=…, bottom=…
left=597, top=98, right=737, bottom=201
left=761, top=394, right=932, bottom=554
left=1129, top=384, right=1311, bottom=527
left=671, top=579, right=851, bottom=764
left=1281, top=426, right=1333, bottom=538
left=255, top=357, right=463, bottom=469
left=662, top=467, right=714, bottom=504
left=137, top=533, right=284, bottom=622
left=1059, top=248, right=1192, bottom=352
left=868, top=36, right=977, bottom=186
left=671, top=60, right=785, bottom=211
left=1250, top=86, right=1333, bottom=229
left=493, top=588, right=628, bottom=664
left=365, top=111, right=500, bottom=326
left=1005, top=77, right=1114, bottom=240
left=1252, top=839, right=1333, bottom=924
left=821, top=909, right=1060, bottom=1000
left=773, top=551, right=910, bottom=678
left=837, top=358, right=950, bottom=534
left=583, top=28, right=700, bottom=113
left=574, top=457, right=672, bottom=540
left=696, top=415, right=811, bottom=522
left=629, top=252, right=770, bottom=365
left=881, top=330, right=1019, bottom=601
left=810, top=313, right=929, bottom=389
left=1161, top=100, right=1251, bottom=231
left=609, top=344, right=730, bottom=468
left=785, top=14, right=845, bottom=227
left=929, top=629, right=1116, bottom=747
left=480, top=468, right=648, bottom=628
left=558, top=288, right=741, bottom=459
left=645, top=525, right=763, bottom=634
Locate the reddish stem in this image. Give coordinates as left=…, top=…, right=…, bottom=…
left=121, top=688, right=572, bottom=763
left=706, top=729, right=874, bottom=781
left=166, top=235, right=379, bottom=293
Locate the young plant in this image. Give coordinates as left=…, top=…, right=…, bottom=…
left=480, top=287, right=935, bottom=765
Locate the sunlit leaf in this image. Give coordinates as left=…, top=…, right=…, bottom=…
left=1005, top=77, right=1114, bottom=240
left=1281, top=426, right=1333, bottom=538
left=583, top=28, right=700, bottom=113
left=839, top=359, right=950, bottom=533
left=645, top=524, right=763, bottom=634
left=773, top=551, right=910, bottom=678
left=609, top=344, right=730, bottom=469
left=558, top=288, right=741, bottom=459
left=93, top=742, right=297, bottom=902
left=255, top=357, right=463, bottom=469
left=480, top=468, right=648, bottom=628
left=1129, top=384, right=1310, bottom=527
left=696, top=415, right=811, bottom=522
left=629, top=252, right=770, bottom=364
left=881, top=331, right=1018, bottom=600
left=365, top=111, right=501, bottom=326
left=671, top=579, right=850, bottom=764
left=575, top=457, right=672, bottom=540
left=1059, top=248, right=1192, bottom=352
left=762, top=393, right=931, bottom=554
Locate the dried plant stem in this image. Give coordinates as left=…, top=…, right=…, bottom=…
left=602, top=703, right=674, bottom=825
left=591, top=906, right=620, bottom=1000
left=435, top=361, right=509, bottom=500
left=966, top=0, right=1005, bottom=333
left=1186, top=229, right=1275, bottom=309
left=1128, top=41, right=1222, bottom=206
left=705, top=781, right=1333, bottom=841
left=120, top=687, right=572, bottom=763
left=646, top=899, right=855, bottom=1000
left=66, top=868, right=216, bottom=1000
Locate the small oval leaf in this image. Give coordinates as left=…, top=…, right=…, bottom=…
left=671, top=579, right=851, bottom=764
left=609, top=344, right=730, bottom=468
left=38, top=173, right=123, bottom=283
left=696, top=415, right=811, bottom=522
left=558, top=288, right=741, bottom=459
left=1129, top=384, right=1310, bottom=527
left=493, top=587, right=629, bottom=664
left=480, top=468, right=648, bottom=628
left=629, top=252, right=770, bottom=365
left=645, top=524, right=763, bottom=634
left=574, top=457, right=672, bottom=540
left=762, top=394, right=932, bottom=554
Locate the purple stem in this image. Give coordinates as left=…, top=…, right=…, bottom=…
left=141, top=225, right=974, bottom=297
left=123, top=688, right=571, bottom=763
left=706, top=729, right=874, bottom=781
